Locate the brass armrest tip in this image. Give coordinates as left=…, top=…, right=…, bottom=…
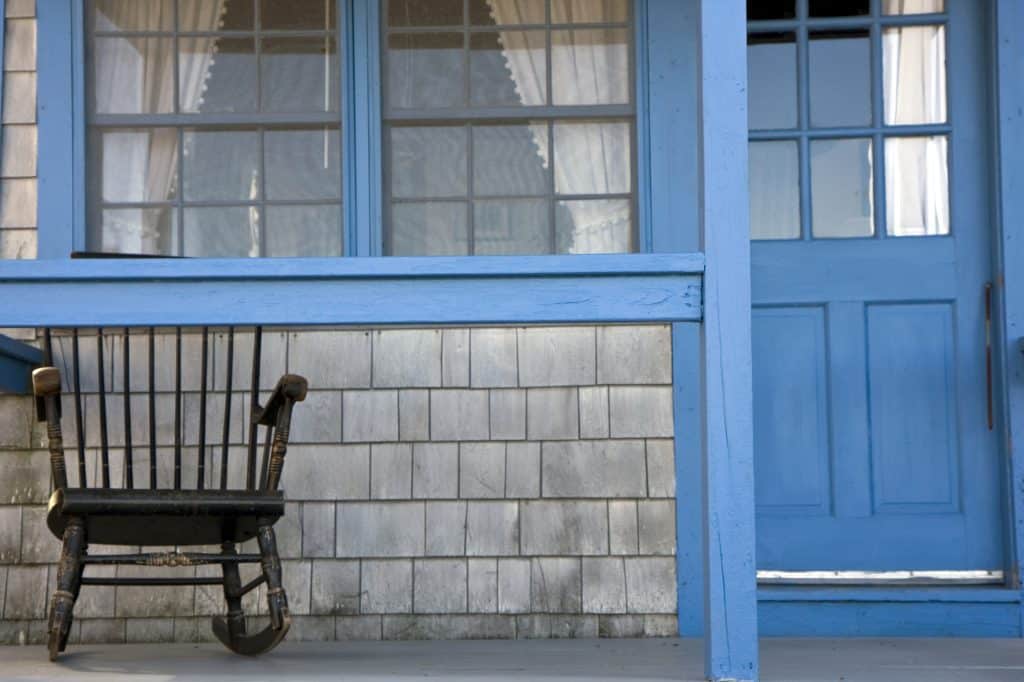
left=32, top=366, right=62, bottom=396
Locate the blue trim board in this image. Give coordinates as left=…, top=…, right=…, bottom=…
left=0, top=0, right=6, bottom=158
left=994, top=0, right=1024, bottom=632
left=759, top=587, right=1023, bottom=603
left=345, top=0, right=381, bottom=257
left=1, top=252, right=704, bottom=280
left=645, top=0, right=700, bottom=254
left=0, top=334, right=43, bottom=394
left=759, top=602, right=1022, bottom=638
left=673, top=323, right=705, bottom=637
left=0, top=254, right=703, bottom=327
left=36, top=0, right=77, bottom=259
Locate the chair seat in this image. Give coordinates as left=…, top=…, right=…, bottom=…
left=47, top=488, right=285, bottom=546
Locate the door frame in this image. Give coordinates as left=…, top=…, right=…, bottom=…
left=678, top=0, right=1024, bottom=637
left=992, top=0, right=1024, bottom=626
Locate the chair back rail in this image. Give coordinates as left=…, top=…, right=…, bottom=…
left=40, top=325, right=282, bottom=493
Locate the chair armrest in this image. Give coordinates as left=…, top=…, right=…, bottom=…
left=32, top=366, right=62, bottom=422
left=256, top=374, right=308, bottom=427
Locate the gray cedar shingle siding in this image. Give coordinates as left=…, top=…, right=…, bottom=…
left=0, top=325, right=678, bottom=641
left=0, top=3, right=678, bottom=641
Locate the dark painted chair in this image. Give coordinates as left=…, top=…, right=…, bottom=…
left=32, top=326, right=307, bottom=660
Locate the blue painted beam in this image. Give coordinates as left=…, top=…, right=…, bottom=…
left=0, top=334, right=43, bottom=394
left=0, top=254, right=704, bottom=327
left=697, top=0, right=759, bottom=679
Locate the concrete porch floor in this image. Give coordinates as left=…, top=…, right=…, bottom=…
left=1, top=638, right=1023, bottom=681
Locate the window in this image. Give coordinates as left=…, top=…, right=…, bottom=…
left=83, top=0, right=637, bottom=258
left=382, top=0, right=636, bottom=256
left=747, top=0, right=949, bottom=240
left=87, top=0, right=342, bottom=257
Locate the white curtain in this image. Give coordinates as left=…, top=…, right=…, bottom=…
left=95, top=0, right=227, bottom=253
left=486, top=0, right=631, bottom=253
left=883, top=25, right=948, bottom=236
left=882, top=0, right=944, bottom=14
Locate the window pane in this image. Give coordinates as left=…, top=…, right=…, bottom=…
left=391, top=126, right=468, bottom=199
left=97, top=128, right=179, bottom=203
left=883, top=0, right=943, bottom=14
left=470, top=31, right=546, bottom=107
left=387, top=33, right=464, bottom=109
left=749, top=141, right=800, bottom=240
left=390, top=202, right=469, bottom=256
left=809, top=0, right=869, bottom=17
left=553, top=120, right=631, bottom=195
left=182, top=129, right=260, bottom=202
left=265, top=204, right=343, bottom=256
left=181, top=38, right=257, bottom=113
left=471, top=0, right=545, bottom=25
left=261, top=36, right=338, bottom=112
left=388, top=0, right=463, bottom=27
left=97, top=208, right=178, bottom=255
left=809, top=31, right=871, bottom=128
left=811, top=138, right=875, bottom=238
left=261, top=0, right=333, bottom=30
left=747, top=1, right=796, bottom=21
left=94, top=38, right=175, bottom=114
left=183, top=207, right=261, bottom=257
left=474, top=199, right=550, bottom=255
left=886, top=136, right=948, bottom=236
left=555, top=199, right=631, bottom=254
left=883, top=25, right=947, bottom=125
left=265, top=128, right=342, bottom=200
left=472, top=123, right=549, bottom=197
left=94, top=0, right=174, bottom=31
left=748, top=32, right=797, bottom=130
left=551, top=0, right=629, bottom=24
left=552, top=28, right=630, bottom=105
left=179, top=0, right=251, bottom=31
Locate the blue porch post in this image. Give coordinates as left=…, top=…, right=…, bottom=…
left=698, top=0, right=759, bottom=680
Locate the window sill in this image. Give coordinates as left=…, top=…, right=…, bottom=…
left=0, top=253, right=704, bottom=327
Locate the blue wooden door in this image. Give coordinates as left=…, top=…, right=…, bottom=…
left=748, top=0, right=1003, bottom=572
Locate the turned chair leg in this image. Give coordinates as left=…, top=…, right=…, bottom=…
left=220, top=542, right=247, bottom=643
left=211, top=526, right=290, bottom=656
left=48, top=518, right=85, bottom=661
left=257, top=524, right=290, bottom=632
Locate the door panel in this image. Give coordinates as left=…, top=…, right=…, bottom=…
left=867, top=303, right=959, bottom=513
left=753, top=306, right=830, bottom=515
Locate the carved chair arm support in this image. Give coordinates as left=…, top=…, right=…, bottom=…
left=256, top=374, right=307, bottom=491
left=32, top=367, right=69, bottom=490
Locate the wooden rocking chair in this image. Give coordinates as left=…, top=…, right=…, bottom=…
left=32, top=326, right=307, bottom=659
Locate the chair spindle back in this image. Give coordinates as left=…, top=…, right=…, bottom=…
left=42, top=326, right=274, bottom=493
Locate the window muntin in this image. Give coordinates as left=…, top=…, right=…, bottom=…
left=746, top=0, right=949, bottom=239
left=86, top=0, right=343, bottom=257
left=382, top=0, right=636, bottom=257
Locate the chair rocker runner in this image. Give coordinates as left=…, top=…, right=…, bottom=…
left=33, top=326, right=308, bottom=659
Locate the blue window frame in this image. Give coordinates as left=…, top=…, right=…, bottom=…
left=36, top=0, right=697, bottom=264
